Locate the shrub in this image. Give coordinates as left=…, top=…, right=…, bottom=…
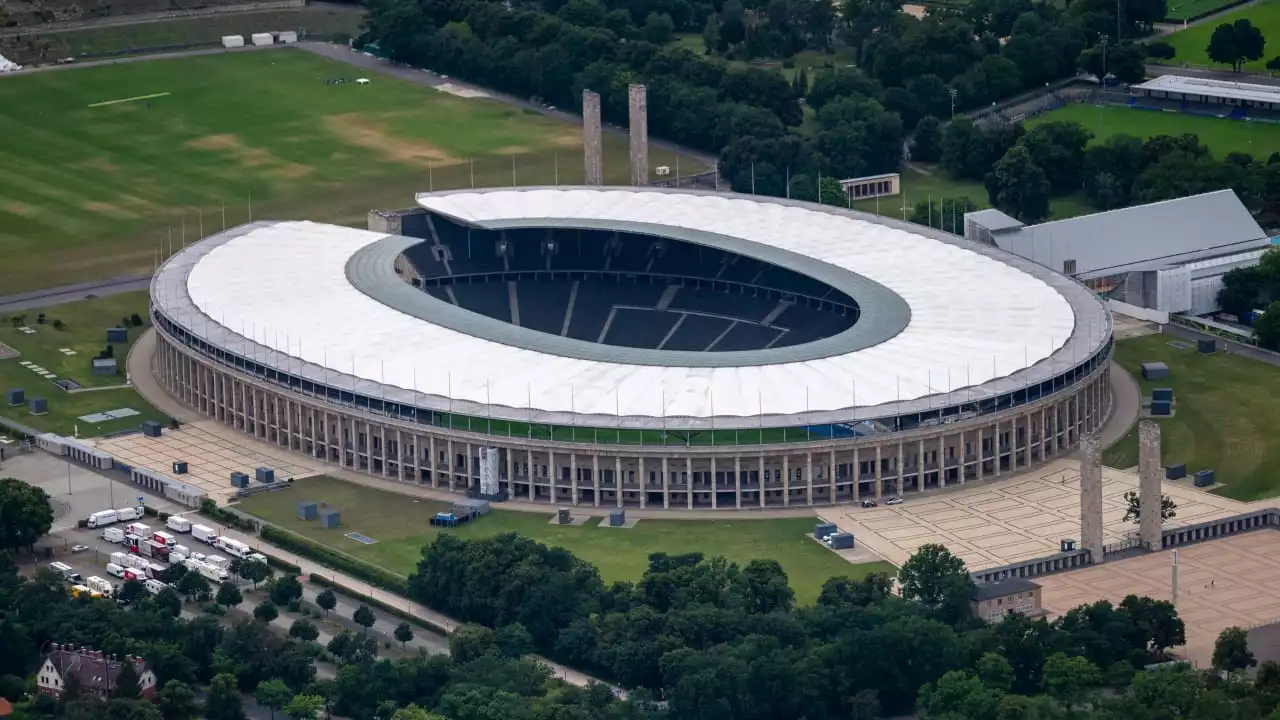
left=129, top=313, right=144, bottom=327
left=52, top=319, right=64, bottom=330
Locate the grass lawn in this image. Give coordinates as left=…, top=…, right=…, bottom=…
left=0, top=48, right=705, bottom=294
left=669, top=34, right=858, bottom=82
left=849, top=166, right=1094, bottom=226
left=1163, top=1, right=1280, bottom=70
left=1026, top=103, right=1280, bottom=158
left=236, top=475, right=894, bottom=604
left=0, top=6, right=366, bottom=64
left=0, top=292, right=168, bottom=436
left=1164, top=0, right=1245, bottom=22
left=1101, top=334, right=1280, bottom=501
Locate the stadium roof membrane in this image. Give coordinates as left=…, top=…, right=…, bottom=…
left=154, top=187, right=1109, bottom=426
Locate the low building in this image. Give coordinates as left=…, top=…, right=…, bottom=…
left=972, top=578, right=1043, bottom=623
left=839, top=172, right=900, bottom=200
left=1134, top=75, right=1280, bottom=112
left=37, top=644, right=157, bottom=700
left=964, top=190, right=1270, bottom=315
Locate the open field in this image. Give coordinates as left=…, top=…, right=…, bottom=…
left=1163, top=1, right=1280, bottom=70
left=0, top=6, right=366, bottom=64
left=236, top=475, right=894, bottom=604
left=1102, top=334, right=1280, bottom=501
left=1163, top=0, right=1247, bottom=22
left=1027, top=103, right=1280, bottom=158
left=850, top=166, right=1095, bottom=224
left=0, top=291, right=168, bottom=436
left=0, top=48, right=705, bottom=294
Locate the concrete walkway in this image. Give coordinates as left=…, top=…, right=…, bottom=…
left=1099, top=361, right=1141, bottom=451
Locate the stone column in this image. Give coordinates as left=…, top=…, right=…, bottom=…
left=1080, top=434, right=1104, bottom=563
left=628, top=84, right=649, bottom=186
left=1139, top=420, right=1163, bottom=550
left=582, top=90, right=604, bottom=185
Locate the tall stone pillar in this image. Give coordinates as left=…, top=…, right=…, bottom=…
left=1139, top=420, right=1163, bottom=550
left=582, top=90, right=603, bottom=185
left=628, top=84, right=649, bottom=186
left=1080, top=434, right=1104, bottom=563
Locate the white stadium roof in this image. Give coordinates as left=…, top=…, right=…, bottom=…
left=155, top=188, right=1108, bottom=427
left=1134, top=75, right=1280, bottom=105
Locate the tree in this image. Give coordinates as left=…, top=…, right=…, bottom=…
left=1121, top=490, right=1178, bottom=523
left=911, top=116, right=943, bottom=163
left=1214, top=626, right=1257, bottom=672
left=391, top=705, right=445, bottom=720
left=327, top=632, right=357, bottom=665
left=289, top=619, right=320, bottom=643
left=155, top=680, right=200, bottom=720
left=153, top=587, right=182, bottom=617
left=1042, top=652, right=1100, bottom=709
left=1017, top=121, right=1093, bottom=195
left=115, top=660, right=141, bottom=699
left=238, top=559, right=272, bottom=589
left=917, top=670, right=1002, bottom=720
left=205, top=673, right=246, bottom=720
left=1269, top=56, right=1280, bottom=73
left=315, top=588, right=336, bottom=615
left=176, top=571, right=210, bottom=602
left=817, top=573, right=894, bottom=607
left=1207, top=19, right=1266, bottom=72
left=495, top=623, right=535, bottom=658
left=976, top=652, right=1014, bottom=692
left=216, top=581, right=243, bottom=610
left=641, top=12, right=675, bottom=44
left=1078, top=42, right=1147, bottom=83
left=450, top=624, right=497, bottom=663
left=1252, top=301, right=1280, bottom=351
left=898, top=543, right=975, bottom=622
left=1120, top=594, right=1185, bottom=654
left=255, top=679, right=293, bottom=720
left=1147, top=41, right=1176, bottom=60
left=988, top=145, right=1050, bottom=223
left=353, top=604, right=376, bottom=635
left=0, top=478, right=54, bottom=553
left=284, top=694, right=325, bottom=720
left=118, top=579, right=147, bottom=605
left=394, top=622, right=414, bottom=650
left=254, top=600, right=279, bottom=623
left=268, top=575, right=303, bottom=606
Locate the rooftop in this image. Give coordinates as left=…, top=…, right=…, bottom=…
left=1135, top=75, right=1280, bottom=105
left=972, top=577, right=1041, bottom=601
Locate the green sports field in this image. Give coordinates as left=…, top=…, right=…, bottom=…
left=1102, top=334, right=1280, bottom=501
left=1026, top=103, right=1280, bottom=158
left=236, top=474, right=894, bottom=605
left=0, top=48, right=703, bottom=294
left=1163, top=1, right=1280, bottom=70
left=0, top=292, right=169, bottom=436
left=1163, top=0, right=1246, bottom=22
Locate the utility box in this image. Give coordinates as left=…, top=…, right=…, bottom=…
left=1194, top=469, right=1215, bottom=487
left=255, top=467, right=275, bottom=483
left=298, top=501, right=319, bottom=521
left=814, top=522, right=838, bottom=540
left=1150, top=400, right=1172, bottom=416
left=454, top=498, right=490, bottom=516
left=172, top=461, right=188, bottom=475
left=141, top=420, right=162, bottom=438
left=6, top=389, right=23, bottom=406
left=1166, top=463, right=1187, bottom=480
left=609, top=508, right=626, bottom=527
left=828, top=532, right=855, bottom=550
left=28, top=397, right=47, bottom=415
left=1141, top=362, right=1169, bottom=381
left=557, top=507, right=571, bottom=525
left=1198, top=339, right=1217, bottom=354
left=92, top=358, right=118, bottom=376
left=230, top=473, right=249, bottom=489
left=319, top=508, right=341, bottom=529
left=1152, top=388, right=1174, bottom=402
left=106, top=327, right=128, bottom=343
left=1060, top=538, right=1076, bottom=552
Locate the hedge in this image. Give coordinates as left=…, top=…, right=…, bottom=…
left=259, top=525, right=409, bottom=596
left=308, top=573, right=451, bottom=636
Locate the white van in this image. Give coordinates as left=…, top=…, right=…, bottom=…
left=205, top=555, right=230, bottom=570
left=105, top=563, right=125, bottom=579
left=48, top=562, right=83, bottom=583
left=216, top=537, right=250, bottom=559
left=87, top=510, right=119, bottom=528
left=166, top=516, right=192, bottom=533
left=143, top=579, right=167, bottom=596
left=102, top=527, right=125, bottom=544
left=191, top=525, right=217, bottom=544
left=124, top=522, right=151, bottom=537
left=86, top=576, right=114, bottom=597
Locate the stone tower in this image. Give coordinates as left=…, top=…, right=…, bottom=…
left=582, top=90, right=603, bottom=186
left=1138, top=420, right=1163, bottom=550
left=1080, top=434, right=1104, bottom=563
left=628, top=84, right=648, bottom=186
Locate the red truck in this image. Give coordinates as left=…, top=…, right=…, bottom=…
left=138, top=539, right=171, bottom=562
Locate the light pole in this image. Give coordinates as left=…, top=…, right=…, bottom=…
left=1171, top=548, right=1178, bottom=605
left=1100, top=34, right=1109, bottom=86
left=949, top=88, right=958, bottom=119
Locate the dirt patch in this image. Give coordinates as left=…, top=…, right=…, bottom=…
left=493, top=145, right=532, bottom=155
left=552, top=127, right=584, bottom=148
left=82, top=202, right=142, bottom=220
left=0, top=201, right=39, bottom=218
left=185, top=133, right=313, bottom=180
left=323, top=113, right=461, bottom=168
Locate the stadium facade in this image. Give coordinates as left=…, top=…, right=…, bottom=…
left=149, top=187, right=1114, bottom=510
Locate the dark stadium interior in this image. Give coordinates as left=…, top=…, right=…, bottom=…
left=396, top=216, right=859, bottom=351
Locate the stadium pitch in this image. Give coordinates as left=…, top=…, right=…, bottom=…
left=1163, top=2, right=1280, bottom=71
left=1025, top=103, right=1280, bottom=158
left=0, top=48, right=703, bottom=294
left=237, top=475, right=895, bottom=605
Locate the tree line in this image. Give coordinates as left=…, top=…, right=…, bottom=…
left=406, top=532, right=1280, bottom=720
left=359, top=0, right=1154, bottom=200
left=923, top=118, right=1280, bottom=223
left=1219, top=248, right=1280, bottom=351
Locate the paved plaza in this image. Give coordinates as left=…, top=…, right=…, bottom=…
left=1037, top=532, right=1280, bottom=665
left=832, top=458, right=1251, bottom=571
left=92, top=422, right=319, bottom=502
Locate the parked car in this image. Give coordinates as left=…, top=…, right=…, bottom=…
left=860, top=500, right=877, bottom=508
left=885, top=497, right=903, bottom=506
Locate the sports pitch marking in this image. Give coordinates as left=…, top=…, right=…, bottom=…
left=88, top=92, right=171, bottom=108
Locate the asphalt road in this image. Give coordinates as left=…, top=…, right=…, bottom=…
left=0, top=274, right=151, bottom=313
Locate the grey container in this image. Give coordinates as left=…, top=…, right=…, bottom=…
left=1166, top=463, right=1187, bottom=480
left=319, top=508, right=341, bottom=528
left=1150, top=400, right=1172, bottom=416
left=1141, top=362, right=1169, bottom=381
left=230, top=474, right=249, bottom=489
left=172, top=461, right=188, bottom=475
left=1194, top=469, right=1215, bottom=487
left=106, top=327, right=128, bottom=343
left=828, top=532, right=855, bottom=550
left=1152, top=388, right=1173, bottom=402
left=255, top=467, right=275, bottom=483
left=141, top=420, right=162, bottom=437
left=557, top=507, right=572, bottom=525
left=6, top=389, right=23, bottom=406
left=1198, top=339, right=1217, bottom=354
left=298, top=501, right=319, bottom=521
left=454, top=498, right=490, bottom=516
left=609, top=508, right=626, bottom=527
left=814, top=522, right=838, bottom=540
left=28, top=397, right=47, bottom=414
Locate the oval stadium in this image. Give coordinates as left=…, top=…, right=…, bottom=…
left=149, top=187, right=1114, bottom=510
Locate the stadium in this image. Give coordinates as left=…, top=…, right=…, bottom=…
left=149, top=187, right=1114, bottom=510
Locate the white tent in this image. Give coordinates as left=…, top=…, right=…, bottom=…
left=356, top=78, right=371, bottom=85
left=250, top=33, right=274, bottom=46
left=221, top=35, right=245, bottom=49
left=278, top=31, right=298, bottom=44
left=0, top=52, right=23, bottom=72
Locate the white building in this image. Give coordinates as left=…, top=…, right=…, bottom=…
left=964, top=190, right=1270, bottom=316
left=37, top=645, right=157, bottom=700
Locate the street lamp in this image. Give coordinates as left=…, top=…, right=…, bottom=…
left=949, top=88, right=958, bottom=119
